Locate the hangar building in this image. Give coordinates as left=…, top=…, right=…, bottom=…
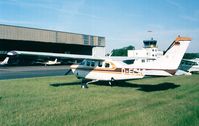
left=0, top=24, right=105, bottom=62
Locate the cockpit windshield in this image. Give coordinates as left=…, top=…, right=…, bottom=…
left=80, top=60, right=96, bottom=67
left=80, top=60, right=86, bottom=65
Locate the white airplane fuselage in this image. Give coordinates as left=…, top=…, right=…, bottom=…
left=70, top=60, right=144, bottom=81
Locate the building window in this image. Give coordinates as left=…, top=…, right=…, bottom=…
left=98, top=37, right=105, bottom=46
left=83, top=35, right=89, bottom=45
left=90, top=36, right=94, bottom=46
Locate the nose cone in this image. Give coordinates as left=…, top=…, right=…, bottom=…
left=70, top=64, right=78, bottom=73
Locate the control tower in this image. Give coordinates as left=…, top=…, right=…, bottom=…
left=128, top=38, right=163, bottom=59
left=143, top=38, right=157, bottom=48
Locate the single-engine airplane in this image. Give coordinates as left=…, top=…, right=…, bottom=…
left=7, top=36, right=191, bottom=88
left=31, top=58, right=61, bottom=66
left=0, top=57, right=9, bottom=66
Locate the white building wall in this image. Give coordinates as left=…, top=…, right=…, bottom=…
left=92, top=47, right=106, bottom=57
left=128, top=48, right=163, bottom=59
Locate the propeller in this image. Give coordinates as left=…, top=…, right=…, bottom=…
left=65, top=69, right=72, bottom=75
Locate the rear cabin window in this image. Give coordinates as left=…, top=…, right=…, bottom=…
left=105, top=63, right=110, bottom=68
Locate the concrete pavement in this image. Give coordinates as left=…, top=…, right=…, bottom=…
left=0, top=65, right=71, bottom=80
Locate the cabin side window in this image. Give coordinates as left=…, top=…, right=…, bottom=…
left=98, top=62, right=102, bottom=67
left=141, top=59, right=145, bottom=63
left=105, top=63, right=110, bottom=68
left=86, top=61, right=90, bottom=66
left=91, top=61, right=95, bottom=67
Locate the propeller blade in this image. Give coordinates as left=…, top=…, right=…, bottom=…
left=65, top=69, right=72, bottom=75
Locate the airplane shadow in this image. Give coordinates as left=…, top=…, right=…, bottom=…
left=49, top=82, right=81, bottom=87
left=94, top=81, right=180, bottom=92
left=50, top=81, right=180, bottom=92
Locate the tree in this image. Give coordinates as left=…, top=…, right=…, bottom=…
left=111, top=45, right=135, bottom=56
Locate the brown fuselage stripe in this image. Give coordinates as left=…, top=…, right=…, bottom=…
left=78, top=69, right=143, bottom=75
left=71, top=66, right=177, bottom=75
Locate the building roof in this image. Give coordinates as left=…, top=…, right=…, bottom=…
left=0, top=24, right=105, bottom=47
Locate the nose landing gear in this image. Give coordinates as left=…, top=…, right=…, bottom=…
left=81, top=79, right=99, bottom=89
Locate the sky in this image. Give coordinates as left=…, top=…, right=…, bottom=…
left=0, top=0, right=199, bottom=53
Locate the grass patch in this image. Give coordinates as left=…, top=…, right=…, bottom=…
left=0, top=75, right=199, bottom=126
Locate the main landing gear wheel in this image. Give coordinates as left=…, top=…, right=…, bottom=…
left=109, top=77, right=115, bottom=86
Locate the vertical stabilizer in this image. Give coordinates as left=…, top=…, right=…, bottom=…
left=156, top=36, right=191, bottom=71
left=0, top=57, right=9, bottom=65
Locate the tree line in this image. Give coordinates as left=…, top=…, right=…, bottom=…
left=111, top=45, right=135, bottom=56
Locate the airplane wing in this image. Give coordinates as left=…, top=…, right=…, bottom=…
left=183, top=58, right=199, bottom=63
left=7, top=51, right=106, bottom=61
left=7, top=51, right=146, bottom=60
left=182, top=59, right=192, bottom=62
left=109, top=56, right=156, bottom=61
left=182, top=59, right=197, bottom=65
left=7, top=51, right=151, bottom=62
